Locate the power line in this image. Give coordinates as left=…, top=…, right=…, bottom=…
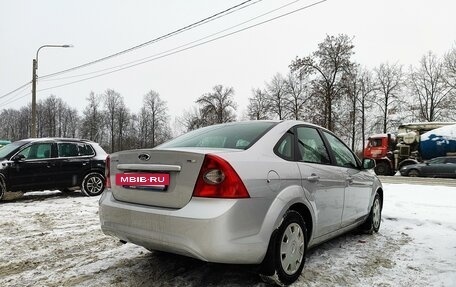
left=41, top=0, right=303, bottom=83
left=40, top=0, right=261, bottom=80
left=0, top=91, right=30, bottom=107
left=36, top=0, right=328, bottom=93
left=0, top=81, right=31, bottom=100
left=3, top=0, right=328, bottom=106
left=1, top=0, right=261, bottom=106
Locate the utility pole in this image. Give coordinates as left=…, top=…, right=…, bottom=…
left=31, top=44, right=72, bottom=138
left=31, top=58, right=38, bottom=138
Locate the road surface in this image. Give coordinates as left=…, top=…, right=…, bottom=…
left=378, top=175, right=456, bottom=187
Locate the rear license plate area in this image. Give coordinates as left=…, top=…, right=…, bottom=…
left=116, top=173, right=170, bottom=191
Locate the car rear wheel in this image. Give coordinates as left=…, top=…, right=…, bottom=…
left=261, top=210, right=307, bottom=285
left=361, top=193, right=382, bottom=234
left=277, top=211, right=306, bottom=284
left=407, top=169, right=420, bottom=177
left=81, top=172, right=105, bottom=196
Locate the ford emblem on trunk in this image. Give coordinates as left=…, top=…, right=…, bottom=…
left=138, top=153, right=150, bottom=161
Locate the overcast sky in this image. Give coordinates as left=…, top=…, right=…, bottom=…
left=1, top=0, right=455, bottom=123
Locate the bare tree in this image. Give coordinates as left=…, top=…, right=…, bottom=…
left=444, top=46, right=456, bottom=90
left=409, top=51, right=453, bottom=122
left=358, top=69, right=377, bottom=147
left=196, top=85, right=237, bottom=125
left=339, top=65, right=362, bottom=150
left=40, top=95, right=59, bottom=137
left=140, top=90, right=171, bottom=147
left=0, top=109, right=19, bottom=140
left=64, top=108, right=79, bottom=138
left=116, top=105, right=130, bottom=151
left=178, top=107, right=206, bottom=132
left=374, top=62, right=404, bottom=133
left=247, top=88, right=271, bottom=120
left=291, top=34, right=355, bottom=131
left=80, top=92, right=105, bottom=143
left=266, top=73, right=288, bottom=120
left=39, top=96, right=79, bottom=138
left=104, top=89, right=123, bottom=152
left=35, top=101, right=45, bottom=137
left=284, top=71, right=310, bottom=120
left=0, top=107, right=32, bottom=141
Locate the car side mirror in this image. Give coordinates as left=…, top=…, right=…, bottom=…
left=362, top=158, right=375, bottom=170
left=12, top=154, right=26, bottom=162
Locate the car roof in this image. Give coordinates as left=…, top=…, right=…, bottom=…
left=212, top=120, right=329, bottom=130
left=17, top=138, right=97, bottom=144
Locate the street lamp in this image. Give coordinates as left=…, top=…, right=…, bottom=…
left=31, top=44, right=73, bottom=138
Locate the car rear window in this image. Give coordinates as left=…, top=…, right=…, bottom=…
left=79, top=144, right=95, bottom=156
left=159, top=121, right=277, bottom=150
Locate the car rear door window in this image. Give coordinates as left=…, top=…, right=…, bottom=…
left=296, top=127, right=330, bottom=164
left=58, top=143, right=79, bottom=157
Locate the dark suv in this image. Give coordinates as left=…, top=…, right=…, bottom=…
left=0, top=138, right=107, bottom=200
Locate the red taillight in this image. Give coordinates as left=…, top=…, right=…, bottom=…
left=193, top=154, right=250, bottom=198
left=105, top=155, right=111, bottom=189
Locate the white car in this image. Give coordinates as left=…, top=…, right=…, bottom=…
left=99, top=120, right=382, bottom=285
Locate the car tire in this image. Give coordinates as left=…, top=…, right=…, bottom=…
left=81, top=172, right=105, bottom=196
left=361, top=193, right=382, bottom=234
left=272, top=210, right=307, bottom=285
left=374, top=162, right=391, bottom=176
left=407, top=169, right=420, bottom=177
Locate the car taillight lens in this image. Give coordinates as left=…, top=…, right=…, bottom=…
left=193, top=154, right=249, bottom=198
left=105, top=155, right=111, bottom=189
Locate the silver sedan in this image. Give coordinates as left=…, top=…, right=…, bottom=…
left=99, top=120, right=383, bottom=285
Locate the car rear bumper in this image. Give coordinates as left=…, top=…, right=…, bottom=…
left=98, top=190, right=271, bottom=264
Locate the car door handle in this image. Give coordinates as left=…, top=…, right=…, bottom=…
left=305, top=174, right=320, bottom=182
left=346, top=177, right=353, bottom=184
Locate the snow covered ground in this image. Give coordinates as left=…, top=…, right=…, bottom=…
left=1, top=183, right=455, bottom=287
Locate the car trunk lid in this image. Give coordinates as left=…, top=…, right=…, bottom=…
left=110, top=149, right=205, bottom=209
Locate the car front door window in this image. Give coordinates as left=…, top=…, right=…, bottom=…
left=323, top=132, right=359, bottom=168
left=19, top=143, right=52, bottom=159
